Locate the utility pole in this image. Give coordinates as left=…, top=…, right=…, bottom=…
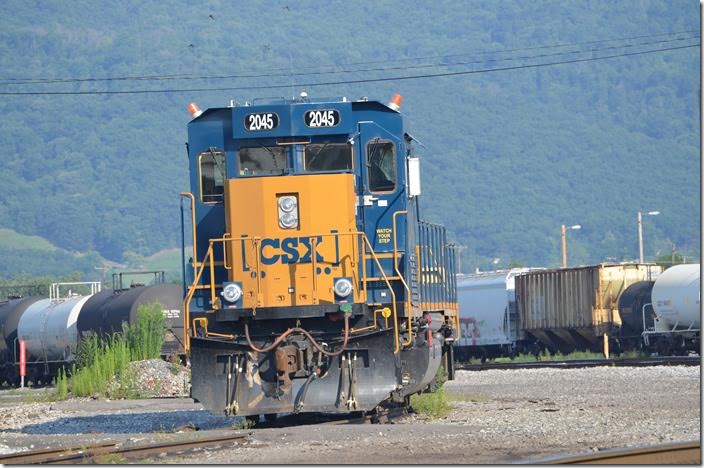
left=94, top=266, right=109, bottom=288
left=637, top=211, right=643, bottom=264
left=638, top=210, right=660, bottom=263
left=561, top=224, right=581, bottom=268
left=561, top=224, right=567, bottom=268
left=452, top=244, right=467, bottom=274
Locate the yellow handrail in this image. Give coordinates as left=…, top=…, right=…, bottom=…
left=183, top=243, right=213, bottom=353
left=183, top=230, right=405, bottom=354
left=222, top=233, right=231, bottom=270
left=208, top=241, right=217, bottom=308
left=311, top=237, right=318, bottom=304
left=351, top=307, right=391, bottom=334
left=192, top=317, right=235, bottom=340
left=392, top=210, right=414, bottom=347
left=361, top=235, right=400, bottom=353
left=179, top=192, right=197, bottom=275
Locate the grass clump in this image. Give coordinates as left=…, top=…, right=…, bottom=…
left=70, top=332, right=132, bottom=397
left=232, top=418, right=257, bottom=430
left=53, top=367, right=69, bottom=400
left=60, top=303, right=165, bottom=399
left=129, top=303, right=165, bottom=361
left=476, top=348, right=650, bottom=365
left=410, top=386, right=452, bottom=419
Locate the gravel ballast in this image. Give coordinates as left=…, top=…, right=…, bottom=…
left=0, top=365, right=699, bottom=463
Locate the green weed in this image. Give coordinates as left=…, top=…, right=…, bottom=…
left=471, top=349, right=649, bottom=365
left=410, top=386, right=452, bottom=419
left=53, top=367, right=69, bottom=400
left=232, top=418, right=256, bottom=430
left=128, top=303, right=165, bottom=361
left=66, top=304, right=165, bottom=399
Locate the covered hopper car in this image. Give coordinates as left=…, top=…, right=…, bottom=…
left=454, top=268, right=534, bottom=361
left=453, top=262, right=695, bottom=361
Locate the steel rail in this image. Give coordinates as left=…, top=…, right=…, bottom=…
left=520, top=440, right=701, bottom=464
left=0, top=443, right=117, bottom=465
left=0, top=433, right=250, bottom=464
left=456, top=355, right=701, bottom=371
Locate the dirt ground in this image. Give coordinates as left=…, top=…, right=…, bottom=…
left=0, top=365, right=699, bottom=464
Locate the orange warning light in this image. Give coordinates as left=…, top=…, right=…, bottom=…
left=187, top=102, right=203, bottom=118
left=387, top=93, right=403, bottom=111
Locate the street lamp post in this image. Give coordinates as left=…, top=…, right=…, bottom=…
left=561, top=224, right=582, bottom=268
left=638, top=210, right=660, bottom=263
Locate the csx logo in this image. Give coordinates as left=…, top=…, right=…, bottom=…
left=260, top=236, right=326, bottom=265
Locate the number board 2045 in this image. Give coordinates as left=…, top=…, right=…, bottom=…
left=304, top=109, right=340, bottom=128
left=244, top=112, right=279, bottom=131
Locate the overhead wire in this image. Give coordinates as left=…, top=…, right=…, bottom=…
left=0, top=41, right=697, bottom=96
left=0, top=29, right=698, bottom=86
left=2, top=33, right=696, bottom=86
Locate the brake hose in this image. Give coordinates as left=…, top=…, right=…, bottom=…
left=244, top=312, right=351, bottom=357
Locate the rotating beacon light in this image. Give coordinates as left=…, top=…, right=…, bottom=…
left=187, top=102, right=203, bottom=118
left=387, top=93, right=403, bottom=111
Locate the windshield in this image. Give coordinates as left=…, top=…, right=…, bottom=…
left=304, top=143, right=353, bottom=172
left=237, top=146, right=287, bottom=176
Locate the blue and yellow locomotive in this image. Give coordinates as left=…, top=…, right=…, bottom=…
left=182, top=93, right=459, bottom=419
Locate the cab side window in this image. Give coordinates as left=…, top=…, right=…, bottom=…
left=367, top=140, right=396, bottom=192
left=198, top=149, right=226, bottom=203
left=304, top=143, right=353, bottom=172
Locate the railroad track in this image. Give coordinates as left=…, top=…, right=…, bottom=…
left=255, top=405, right=408, bottom=428
left=0, top=407, right=406, bottom=464
left=0, top=433, right=250, bottom=464
left=456, top=355, right=701, bottom=371
left=522, top=440, right=701, bottom=464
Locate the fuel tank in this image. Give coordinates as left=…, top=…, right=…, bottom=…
left=17, top=295, right=93, bottom=362
left=651, top=264, right=700, bottom=330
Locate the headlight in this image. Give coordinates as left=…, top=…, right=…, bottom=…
left=278, top=195, right=297, bottom=213
left=334, top=278, right=353, bottom=297
left=221, top=283, right=242, bottom=303
left=279, top=211, right=298, bottom=229
left=278, top=195, right=299, bottom=229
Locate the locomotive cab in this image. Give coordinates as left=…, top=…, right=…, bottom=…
left=182, top=94, right=459, bottom=418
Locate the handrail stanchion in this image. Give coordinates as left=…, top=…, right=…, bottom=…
left=222, top=233, right=231, bottom=271
left=179, top=192, right=197, bottom=275
left=253, top=238, right=262, bottom=310
left=392, top=210, right=414, bottom=347
left=362, top=235, right=399, bottom=354
left=209, top=241, right=217, bottom=308
left=311, top=237, right=319, bottom=304
left=183, top=243, right=214, bottom=353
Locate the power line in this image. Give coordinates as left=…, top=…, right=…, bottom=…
left=3, top=33, right=695, bottom=86
left=0, top=29, right=698, bottom=86
left=0, top=42, right=696, bottom=96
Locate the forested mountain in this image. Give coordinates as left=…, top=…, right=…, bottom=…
left=0, top=0, right=699, bottom=278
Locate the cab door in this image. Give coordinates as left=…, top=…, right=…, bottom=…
left=356, top=121, right=406, bottom=304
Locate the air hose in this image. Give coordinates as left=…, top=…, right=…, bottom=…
left=244, top=306, right=351, bottom=357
